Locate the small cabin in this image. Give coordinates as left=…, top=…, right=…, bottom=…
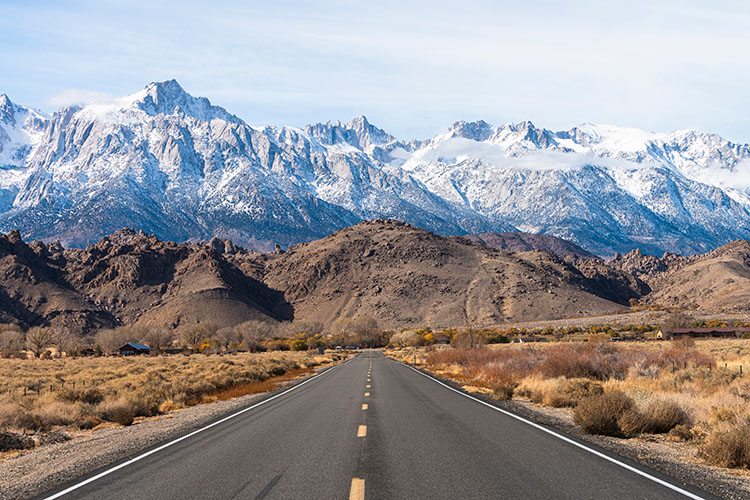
left=117, top=342, right=151, bottom=356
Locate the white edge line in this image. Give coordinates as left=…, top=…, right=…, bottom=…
left=404, top=364, right=705, bottom=500
left=43, top=359, right=352, bottom=500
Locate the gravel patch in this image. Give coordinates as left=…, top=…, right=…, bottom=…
left=0, top=368, right=328, bottom=500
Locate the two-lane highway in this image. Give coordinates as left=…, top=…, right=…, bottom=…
left=39, top=352, right=717, bottom=500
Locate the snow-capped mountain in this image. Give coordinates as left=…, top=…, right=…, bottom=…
left=0, top=94, right=47, bottom=212
left=1, top=79, right=749, bottom=256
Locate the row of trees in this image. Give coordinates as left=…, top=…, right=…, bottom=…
left=0, top=315, right=387, bottom=358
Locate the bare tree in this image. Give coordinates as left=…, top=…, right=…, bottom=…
left=661, top=312, right=692, bottom=334
left=179, top=323, right=217, bottom=350
left=0, top=326, right=25, bottom=357
left=215, top=327, right=241, bottom=351
left=288, top=320, right=324, bottom=337
left=138, top=327, right=175, bottom=353
left=330, top=317, right=353, bottom=337
left=53, top=328, right=84, bottom=357
left=25, top=327, right=55, bottom=358
left=390, top=330, right=422, bottom=347
left=235, top=320, right=276, bottom=352
left=94, top=327, right=132, bottom=354
left=350, top=316, right=379, bottom=346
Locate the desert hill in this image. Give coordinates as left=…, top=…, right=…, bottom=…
left=1, top=222, right=749, bottom=333
left=264, top=220, right=629, bottom=328
left=640, top=240, right=750, bottom=311
left=465, top=232, right=597, bottom=262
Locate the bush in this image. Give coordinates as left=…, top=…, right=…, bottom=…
left=618, top=409, right=650, bottom=436
left=0, top=403, right=38, bottom=430
left=573, top=391, right=634, bottom=436
left=643, top=399, right=689, bottom=434
left=34, top=402, right=84, bottom=428
left=97, top=398, right=135, bottom=426
left=56, top=387, right=103, bottom=405
left=492, top=385, right=514, bottom=400
left=669, top=424, right=694, bottom=442
left=700, top=422, right=750, bottom=468
left=562, top=378, right=604, bottom=402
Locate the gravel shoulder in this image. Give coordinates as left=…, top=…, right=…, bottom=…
left=0, top=367, right=330, bottom=500
left=422, top=368, right=750, bottom=500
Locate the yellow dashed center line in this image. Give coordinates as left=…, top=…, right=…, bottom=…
left=357, top=425, right=367, bottom=437
left=366, top=384, right=371, bottom=388
left=350, top=478, right=365, bottom=500
left=362, top=403, right=368, bottom=410
left=364, top=392, right=370, bottom=397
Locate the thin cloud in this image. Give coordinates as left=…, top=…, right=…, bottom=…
left=47, top=89, right=117, bottom=108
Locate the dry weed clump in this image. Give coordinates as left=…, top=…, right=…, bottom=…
left=423, top=338, right=750, bottom=469
left=700, top=421, right=750, bottom=468
left=0, top=351, right=336, bottom=452
left=573, top=391, right=635, bottom=436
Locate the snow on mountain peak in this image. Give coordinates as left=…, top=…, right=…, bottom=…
left=305, top=115, right=395, bottom=151
left=76, top=80, right=241, bottom=125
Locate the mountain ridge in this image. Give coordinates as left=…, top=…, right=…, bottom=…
left=2, top=80, right=750, bottom=256
left=1, top=221, right=748, bottom=333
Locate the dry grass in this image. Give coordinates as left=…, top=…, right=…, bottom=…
left=0, top=351, right=339, bottom=451
left=417, top=338, right=750, bottom=470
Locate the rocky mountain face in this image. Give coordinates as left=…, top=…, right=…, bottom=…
left=1, top=80, right=750, bottom=256
left=621, top=240, right=750, bottom=312
left=0, top=221, right=643, bottom=332
left=464, top=232, right=597, bottom=262
left=0, top=222, right=748, bottom=333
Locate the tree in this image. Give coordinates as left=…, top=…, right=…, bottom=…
left=288, top=320, right=324, bottom=337
left=215, top=327, right=241, bottom=351
left=350, top=316, right=380, bottom=347
left=25, top=327, right=55, bottom=358
left=0, top=325, right=25, bottom=357
left=661, top=312, right=691, bottom=334
left=235, top=320, right=276, bottom=352
left=139, top=327, right=175, bottom=353
left=390, top=330, right=422, bottom=347
left=180, top=323, right=217, bottom=350
left=450, top=330, right=487, bottom=349
left=53, top=328, right=84, bottom=357
left=94, top=326, right=142, bottom=354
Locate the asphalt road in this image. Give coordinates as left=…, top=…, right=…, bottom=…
left=39, top=352, right=717, bottom=500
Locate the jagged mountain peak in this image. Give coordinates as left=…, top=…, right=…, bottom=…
left=74, top=79, right=242, bottom=124
left=0, top=93, right=18, bottom=124
left=305, top=114, right=395, bottom=150
left=448, top=120, right=494, bottom=141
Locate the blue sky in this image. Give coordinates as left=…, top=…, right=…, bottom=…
left=1, top=0, right=749, bottom=142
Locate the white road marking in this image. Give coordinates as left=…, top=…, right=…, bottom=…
left=42, top=362, right=349, bottom=499
left=404, top=364, right=705, bottom=500
left=349, top=478, right=365, bottom=500
left=357, top=425, right=367, bottom=437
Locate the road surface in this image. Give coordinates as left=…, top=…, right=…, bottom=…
left=39, top=352, right=717, bottom=499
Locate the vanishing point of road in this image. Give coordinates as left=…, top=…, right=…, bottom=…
left=39, top=352, right=717, bottom=500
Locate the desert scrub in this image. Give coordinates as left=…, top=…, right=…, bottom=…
left=0, top=351, right=337, bottom=451
left=700, top=420, right=750, bottom=468
left=573, top=391, right=635, bottom=436
left=422, top=338, right=750, bottom=469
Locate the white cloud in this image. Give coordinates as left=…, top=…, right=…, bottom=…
left=46, top=89, right=117, bottom=108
